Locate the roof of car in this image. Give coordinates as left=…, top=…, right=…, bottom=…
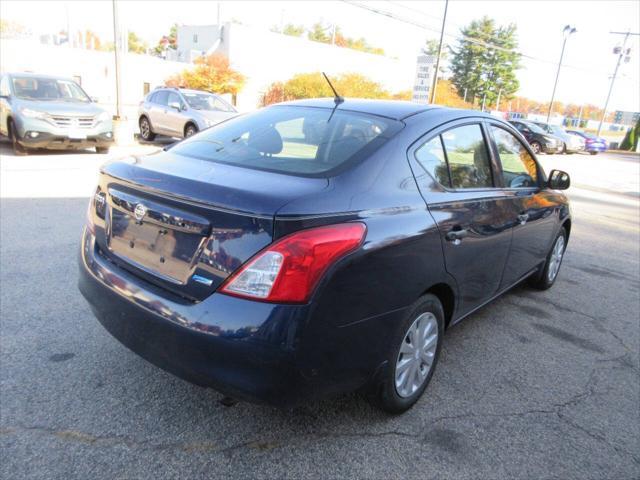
left=155, top=87, right=220, bottom=96
left=276, top=98, right=443, bottom=120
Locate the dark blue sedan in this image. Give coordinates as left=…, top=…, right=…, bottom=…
left=79, top=99, right=572, bottom=413
left=566, top=130, right=608, bottom=155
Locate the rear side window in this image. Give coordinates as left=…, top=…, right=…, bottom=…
left=441, top=125, right=493, bottom=189
left=169, top=106, right=403, bottom=176
left=490, top=126, right=538, bottom=188
left=414, top=136, right=450, bottom=187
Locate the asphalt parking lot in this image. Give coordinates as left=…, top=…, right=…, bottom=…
left=1, top=144, right=638, bottom=479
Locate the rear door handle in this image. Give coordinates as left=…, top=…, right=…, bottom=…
left=446, top=228, right=468, bottom=245
left=517, top=213, right=529, bottom=225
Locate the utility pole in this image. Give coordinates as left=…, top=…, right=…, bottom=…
left=111, top=0, right=123, bottom=120
left=577, top=104, right=583, bottom=128
left=547, top=25, right=576, bottom=123
left=430, top=0, right=448, bottom=104
left=597, top=31, right=639, bottom=137
left=496, top=88, right=503, bottom=111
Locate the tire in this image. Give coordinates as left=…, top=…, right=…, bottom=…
left=562, top=144, right=568, bottom=154
left=8, top=120, right=27, bottom=156
left=529, top=227, right=567, bottom=290
left=369, top=294, right=444, bottom=414
left=138, top=116, right=155, bottom=141
left=184, top=123, right=197, bottom=138
left=530, top=142, right=542, bottom=154
left=589, top=151, right=598, bottom=155
left=95, top=146, right=110, bottom=154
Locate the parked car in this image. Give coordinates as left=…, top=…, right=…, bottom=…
left=79, top=99, right=571, bottom=413
left=138, top=87, right=238, bottom=141
left=531, top=121, right=584, bottom=153
left=566, top=130, right=608, bottom=155
left=0, top=72, right=113, bottom=155
left=508, top=120, right=563, bottom=154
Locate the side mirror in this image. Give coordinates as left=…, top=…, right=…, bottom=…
left=168, top=101, right=181, bottom=111
left=548, top=169, right=570, bottom=190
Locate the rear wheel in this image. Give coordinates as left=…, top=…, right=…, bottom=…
left=8, top=120, right=27, bottom=156
left=530, top=141, right=542, bottom=154
left=184, top=123, right=198, bottom=138
left=589, top=151, right=598, bottom=155
left=139, top=116, right=155, bottom=141
left=529, top=228, right=567, bottom=290
left=369, top=294, right=444, bottom=414
left=95, top=146, right=110, bottom=154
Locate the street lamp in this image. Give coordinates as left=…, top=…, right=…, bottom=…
left=546, top=25, right=576, bottom=123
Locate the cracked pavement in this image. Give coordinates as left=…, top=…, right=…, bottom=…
left=1, top=149, right=639, bottom=479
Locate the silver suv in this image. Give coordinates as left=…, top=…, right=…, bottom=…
left=138, top=87, right=238, bottom=141
left=0, top=73, right=114, bottom=155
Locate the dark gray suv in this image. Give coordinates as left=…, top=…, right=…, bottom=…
left=138, top=87, right=238, bottom=141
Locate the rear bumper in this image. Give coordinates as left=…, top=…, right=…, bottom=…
left=78, top=228, right=312, bottom=407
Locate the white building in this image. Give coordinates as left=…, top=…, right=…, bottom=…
left=176, top=23, right=416, bottom=110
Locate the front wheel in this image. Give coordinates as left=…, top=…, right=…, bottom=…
left=589, top=151, right=598, bottom=155
left=530, top=141, right=542, bottom=154
left=369, top=294, right=444, bottom=414
left=184, top=123, right=198, bottom=138
left=95, top=146, right=110, bottom=154
left=8, top=120, right=27, bottom=156
left=529, top=228, right=567, bottom=290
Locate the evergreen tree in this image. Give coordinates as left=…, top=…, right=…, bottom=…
left=449, top=17, right=521, bottom=107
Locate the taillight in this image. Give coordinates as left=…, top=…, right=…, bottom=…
left=86, top=197, right=96, bottom=234
left=220, top=223, right=366, bottom=303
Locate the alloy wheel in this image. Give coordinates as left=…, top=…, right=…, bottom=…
left=140, top=118, right=150, bottom=139
left=395, top=312, right=439, bottom=398
left=547, top=235, right=565, bottom=282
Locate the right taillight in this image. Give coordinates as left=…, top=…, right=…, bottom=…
left=220, top=223, right=366, bottom=304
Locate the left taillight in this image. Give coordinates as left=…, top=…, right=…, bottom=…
left=220, top=222, right=367, bottom=304
left=86, top=189, right=105, bottom=235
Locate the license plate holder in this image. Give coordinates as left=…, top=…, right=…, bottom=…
left=68, top=129, right=87, bottom=140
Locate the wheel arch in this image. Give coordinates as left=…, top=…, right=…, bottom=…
left=562, top=217, right=572, bottom=241
left=423, top=282, right=456, bottom=329
left=184, top=121, right=198, bottom=137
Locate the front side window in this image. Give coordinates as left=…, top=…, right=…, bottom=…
left=154, top=90, right=169, bottom=106
left=490, top=126, right=538, bottom=188
left=11, top=76, right=90, bottom=102
left=182, top=92, right=236, bottom=112
left=169, top=106, right=402, bottom=176
left=167, top=92, right=183, bottom=108
left=441, top=124, right=493, bottom=189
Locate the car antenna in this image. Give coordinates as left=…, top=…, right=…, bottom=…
left=322, top=72, right=343, bottom=123
left=322, top=72, right=344, bottom=105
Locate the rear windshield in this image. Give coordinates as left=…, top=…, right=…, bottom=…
left=168, top=105, right=403, bottom=176
left=522, top=122, right=546, bottom=134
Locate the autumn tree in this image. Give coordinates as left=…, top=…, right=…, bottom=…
left=128, top=31, right=148, bottom=54
left=450, top=17, right=521, bottom=106
left=261, top=72, right=392, bottom=106
left=166, top=54, right=246, bottom=95
left=154, top=23, right=178, bottom=55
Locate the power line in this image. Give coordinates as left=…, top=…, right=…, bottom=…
left=342, top=0, right=627, bottom=78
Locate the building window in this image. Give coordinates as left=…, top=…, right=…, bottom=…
left=143, top=82, right=150, bottom=95
left=193, top=34, right=198, bottom=43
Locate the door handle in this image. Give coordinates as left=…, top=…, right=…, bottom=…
left=446, top=228, right=468, bottom=245
left=517, top=213, right=529, bottom=225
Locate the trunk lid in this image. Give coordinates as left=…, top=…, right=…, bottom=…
left=92, top=150, right=328, bottom=301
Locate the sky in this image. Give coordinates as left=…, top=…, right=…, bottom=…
left=3, top=0, right=640, bottom=111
